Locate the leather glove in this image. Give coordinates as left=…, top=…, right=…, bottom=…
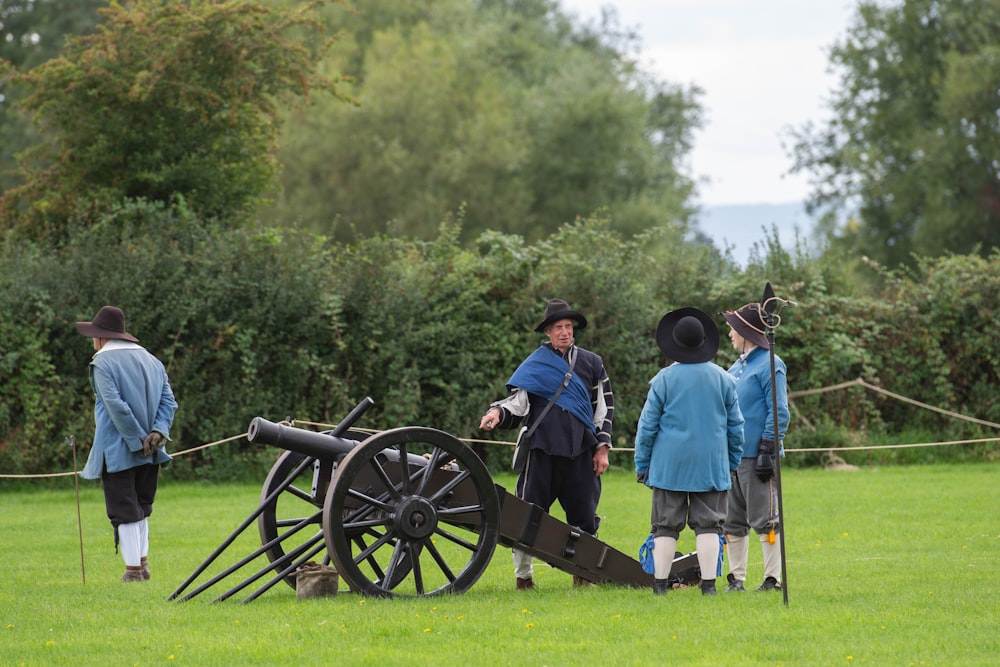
left=141, top=431, right=164, bottom=457
left=755, top=438, right=776, bottom=482
left=635, top=470, right=648, bottom=484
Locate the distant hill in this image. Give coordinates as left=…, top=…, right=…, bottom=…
left=694, top=202, right=816, bottom=265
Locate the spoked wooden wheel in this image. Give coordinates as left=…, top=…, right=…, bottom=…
left=323, top=427, right=500, bottom=598
left=257, top=431, right=367, bottom=589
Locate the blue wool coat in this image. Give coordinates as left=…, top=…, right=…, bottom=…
left=80, top=341, right=177, bottom=480
left=634, top=361, right=744, bottom=492
left=727, top=346, right=789, bottom=458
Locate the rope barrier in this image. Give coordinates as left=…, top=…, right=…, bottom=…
left=0, top=470, right=79, bottom=479
left=789, top=377, right=1000, bottom=430
left=0, top=432, right=249, bottom=480
left=788, top=436, right=1000, bottom=452
left=4, top=377, right=998, bottom=479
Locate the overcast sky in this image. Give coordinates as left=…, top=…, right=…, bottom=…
left=560, top=0, right=856, bottom=207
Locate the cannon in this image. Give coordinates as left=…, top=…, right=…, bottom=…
left=170, top=398, right=695, bottom=602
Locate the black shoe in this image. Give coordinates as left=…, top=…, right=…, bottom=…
left=653, top=578, right=670, bottom=595
left=515, top=577, right=535, bottom=590
left=756, top=576, right=782, bottom=592
left=724, top=573, right=745, bottom=593
left=700, top=579, right=717, bottom=596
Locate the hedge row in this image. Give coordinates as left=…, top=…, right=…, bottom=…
left=2, top=201, right=998, bottom=480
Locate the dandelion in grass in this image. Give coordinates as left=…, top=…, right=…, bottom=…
left=526, top=623, right=534, bottom=629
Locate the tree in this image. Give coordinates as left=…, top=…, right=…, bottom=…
left=789, top=0, right=1000, bottom=267
left=0, top=0, right=105, bottom=192
left=263, top=0, right=703, bottom=243
left=0, top=0, right=348, bottom=242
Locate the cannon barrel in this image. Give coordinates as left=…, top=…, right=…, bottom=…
left=248, top=417, right=362, bottom=460
left=248, top=417, right=430, bottom=467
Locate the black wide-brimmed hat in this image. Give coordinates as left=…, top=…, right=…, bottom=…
left=534, top=298, right=587, bottom=333
left=722, top=302, right=770, bottom=350
left=655, top=307, right=719, bottom=363
left=75, top=305, right=139, bottom=342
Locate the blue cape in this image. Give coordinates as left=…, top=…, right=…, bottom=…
left=506, top=347, right=595, bottom=432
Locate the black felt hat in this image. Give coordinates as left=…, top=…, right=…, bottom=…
left=655, top=307, right=719, bottom=363
left=534, top=298, right=587, bottom=333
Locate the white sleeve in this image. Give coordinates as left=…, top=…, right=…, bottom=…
left=491, top=388, right=530, bottom=418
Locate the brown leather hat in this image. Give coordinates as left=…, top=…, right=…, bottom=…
left=534, top=298, right=587, bottom=332
left=75, top=305, right=139, bottom=342
left=722, top=302, right=769, bottom=349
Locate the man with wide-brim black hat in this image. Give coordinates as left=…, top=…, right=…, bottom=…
left=479, top=298, right=614, bottom=590
left=720, top=302, right=789, bottom=593
left=634, top=307, right=744, bottom=596
left=76, top=305, right=177, bottom=583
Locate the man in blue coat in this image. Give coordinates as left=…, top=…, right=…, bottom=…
left=722, top=302, right=790, bottom=592
left=76, top=306, right=177, bottom=583
left=634, top=307, right=744, bottom=596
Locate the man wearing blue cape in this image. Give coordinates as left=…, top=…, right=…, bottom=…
left=480, top=299, right=614, bottom=591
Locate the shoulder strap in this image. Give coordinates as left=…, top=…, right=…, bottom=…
left=523, top=347, right=577, bottom=439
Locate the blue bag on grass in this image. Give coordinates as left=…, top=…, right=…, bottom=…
left=638, top=534, right=655, bottom=574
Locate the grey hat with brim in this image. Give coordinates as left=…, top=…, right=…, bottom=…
left=655, top=307, right=719, bottom=363
left=75, top=305, right=139, bottom=343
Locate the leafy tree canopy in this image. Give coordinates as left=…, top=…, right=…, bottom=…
left=790, top=0, right=1000, bottom=267
left=0, top=0, right=105, bottom=191
left=264, top=0, right=704, bottom=243
left=0, top=0, right=348, bottom=243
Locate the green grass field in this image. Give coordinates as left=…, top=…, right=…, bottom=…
left=3, top=463, right=998, bottom=666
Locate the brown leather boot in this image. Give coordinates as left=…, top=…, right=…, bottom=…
left=140, top=557, right=150, bottom=580
left=122, top=566, right=144, bottom=582
left=515, top=577, right=535, bottom=590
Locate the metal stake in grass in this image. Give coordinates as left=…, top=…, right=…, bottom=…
left=760, top=282, right=795, bottom=606
left=69, top=435, right=86, bottom=585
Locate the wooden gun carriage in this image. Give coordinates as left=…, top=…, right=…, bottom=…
left=170, top=398, right=692, bottom=603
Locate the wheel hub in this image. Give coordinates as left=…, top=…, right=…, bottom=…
left=393, top=496, right=438, bottom=540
